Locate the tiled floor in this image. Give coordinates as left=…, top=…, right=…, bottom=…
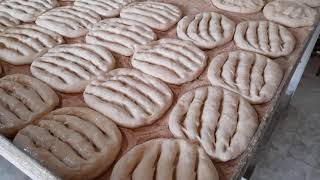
left=0, top=56, right=319, bottom=180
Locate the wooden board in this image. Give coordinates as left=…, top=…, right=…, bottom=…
left=0, top=0, right=318, bottom=180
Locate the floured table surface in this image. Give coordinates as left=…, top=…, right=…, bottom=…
left=0, top=0, right=317, bottom=180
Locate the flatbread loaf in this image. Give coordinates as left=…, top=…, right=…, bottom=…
left=86, top=18, right=156, bottom=56
left=234, top=21, right=296, bottom=58
left=177, top=12, right=235, bottom=49
left=13, top=107, right=122, bottom=180
left=169, top=86, right=259, bottom=162
left=210, top=0, right=265, bottom=13
left=0, top=74, right=59, bottom=137
left=36, top=6, right=101, bottom=38
left=0, top=24, right=64, bottom=65
left=263, top=0, right=318, bottom=28
left=0, top=12, right=20, bottom=32
left=84, top=68, right=173, bottom=128
left=120, top=1, right=182, bottom=31
left=207, top=50, right=283, bottom=104
left=132, top=38, right=207, bottom=85
left=74, top=0, right=135, bottom=17
left=110, top=138, right=219, bottom=180
left=31, top=44, right=115, bottom=93
left=0, top=0, right=58, bottom=22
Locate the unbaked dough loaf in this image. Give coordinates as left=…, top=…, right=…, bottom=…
left=110, top=138, right=219, bottom=180
left=36, top=6, right=101, bottom=38
left=207, top=50, right=283, bottom=104
left=169, top=86, right=259, bottom=162
left=120, top=1, right=182, bottom=31
left=31, top=44, right=115, bottom=93
left=13, top=107, right=122, bottom=180
left=132, top=38, right=207, bottom=85
left=177, top=12, right=235, bottom=49
left=0, top=24, right=64, bottom=65
left=84, top=68, right=173, bottom=128
left=263, top=0, right=318, bottom=28
left=86, top=18, right=156, bottom=56
left=0, top=0, right=58, bottom=22
left=210, top=0, right=265, bottom=13
left=0, top=74, right=59, bottom=137
left=74, top=0, right=135, bottom=17
left=0, top=12, right=20, bottom=32
left=234, top=21, right=296, bottom=58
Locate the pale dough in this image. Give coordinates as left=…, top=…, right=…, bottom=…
left=86, top=18, right=157, bottom=56
left=0, top=12, right=20, bottom=32
left=31, top=44, right=115, bottom=93
left=0, top=24, right=64, bottom=65
left=279, top=0, right=320, bottom=7
left=210, top=0, right=265, bottom=13
left=234, top=21, right=296, bottom=58
left=13, top=107, right=122, bottom=180
left=120, top=1, right=182, bottom=31
left=207, top=50, right=283, bottom=104
left=263, top=0, right=318, bottom=28
left=36, top=6, right=101, bottom=38
left=0, top=74, right=59, bottom=137
left=84, top=68, right=173, bottom=128
left=177, top=12, right=235, bottom=49
left=169, top=86, right=259, bottom=162
left=110, top=138, right=219, bottom=180
left=132, top=38, right=207, bottom=85
left=74, top=0, right=135, bottom=17
left=0, top=0, right=58, bottom=22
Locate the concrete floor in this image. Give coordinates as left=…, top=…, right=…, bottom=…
left=0, top=56, right=319, bottom=180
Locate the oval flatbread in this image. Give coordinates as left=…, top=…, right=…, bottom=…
left=110, top=138, right=219, bottom=180
left=84, top=68, right=173, bottom=128
left=0, top=12, right=20, bottom=32
left=0, top=24, right=64, bottom=65
left=263, top=0, right=318, bottom=28
left=177, top=12, right=235, bottom=49
left=86, top=18, right=157, bottom=56
left=0, top=74, right=59, bottom=137
left=169, top=86, right=259, bottom=162
left=31, top=44, right=115, bottom=93
left=234, top=21, right=296, bottom=58
left=74, top=0, right=135, bottom=17
left=0, top=0, right=58, bottom=22
left=132, top=38, right=207, bottom=85
left=210, top=0, right=265, bottom=13
left=120, top=1, right=182, bottom=31
left=36, top=6, right=101, bottom=38
left=13, top=107, right=122, bottom=180
left=207, top=50, right=283, bottom=104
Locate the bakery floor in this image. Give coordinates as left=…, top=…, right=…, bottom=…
left=1, top=56, right=320, bottom=180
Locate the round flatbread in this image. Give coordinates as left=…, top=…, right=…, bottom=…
left=84, top=68, right=173, bottom=128
left=132, top=38, right=207, bottom=85
left=169, top=86, right=259, bottom=162
left=207, top=50, right=283, bottom=104
left=74, top=0, right=135, bottom=17
left=0, top=24, right=64, bottom=65
left=120, top=1, right=182, bottom=31
left=36, top=6, right=101, bottom=38
left=86, top=18, right=157, bottom=56
left=13, top=107, right=122, bottom=180
left=177, top=12, right=235, bottom=49
left=110, top=138, right=219, bottom=180
left=0, top=12, right=20, bottom=32
left=210, top=0, right=265, bottom=13
left=0, top=74, right=59, bottom=137
left=0, top=0, right=58, bottom=22
left=263, top=0, right=318, bottom=28
left=234, top=21, right=296, bottom=58
left=31, top=44, right=115, bottom=93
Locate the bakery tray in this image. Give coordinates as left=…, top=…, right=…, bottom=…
left=0, top=0, right=319, bottom=180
